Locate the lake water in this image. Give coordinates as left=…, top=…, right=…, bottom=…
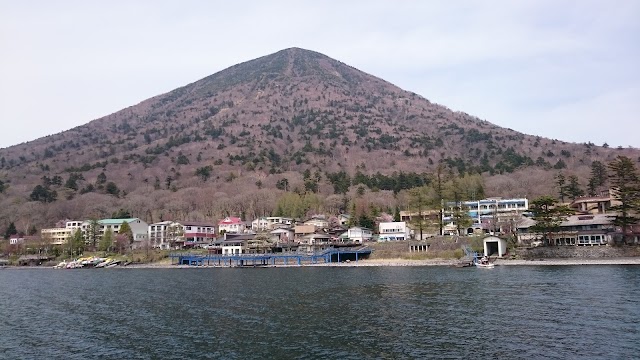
left=1, top=265, right=639, bottom=359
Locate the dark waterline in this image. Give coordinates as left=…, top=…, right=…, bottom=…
left=1, top=266, right=639, bottom=359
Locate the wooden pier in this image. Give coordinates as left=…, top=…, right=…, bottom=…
left=169, top=247, right=372, bottom=267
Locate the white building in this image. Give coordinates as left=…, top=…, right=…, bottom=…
left=347, top=227, right=373, bottom=243
left=82, top=218, right=149, bottom=246
left=149, top=221, right=216, bottom=249
left=304, top=217, right=329, bottom=230
left=218, top=217, right=245, bottom=234
left=378, top=222, right=411, bottom=241
left=270, top=228, right=294, bottom=243
left=221, top=238, right=245, bottom=255
left=251, top=217, right=293, bottom=231
left=483, top=236, right=508, bottom=257
left=442, top=197, right=529, bottom=235
left=148, top=221, right=182, bottom=249
left=9, top=236, right=24, bottom=245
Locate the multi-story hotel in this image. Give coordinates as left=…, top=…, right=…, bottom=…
left=41, top=220, right=83, bottom=245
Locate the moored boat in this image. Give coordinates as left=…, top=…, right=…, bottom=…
left=475, top=256, right=495, bottom=268
left=105, top=260, right=121, bottom=268
left=475, top=262, right=495, bottom=269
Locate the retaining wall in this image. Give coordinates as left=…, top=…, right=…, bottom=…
left=515, top=245, right=640, bottom=259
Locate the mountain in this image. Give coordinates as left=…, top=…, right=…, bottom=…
left=0, top=48, right=638, bottom=232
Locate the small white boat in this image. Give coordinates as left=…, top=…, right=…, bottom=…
left=475, top=256, right=495, bottom=268
left=105, top=260, right=121, bottom=268
left=475, top=262, right=495, bottom=269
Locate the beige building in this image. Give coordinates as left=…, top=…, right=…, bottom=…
left=570, top=190, right=621, bottom=214
left=41, top=220, right=83, bottom=245
left=304, top=217, right=329, bottom=229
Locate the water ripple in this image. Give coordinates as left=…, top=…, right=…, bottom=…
left=0, top=266, right=639, bottom=359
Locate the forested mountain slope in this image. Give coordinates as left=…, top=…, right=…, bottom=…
left=0, top=48, right=637, bottom=232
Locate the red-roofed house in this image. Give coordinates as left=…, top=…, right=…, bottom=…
left=218, top=217, right=245, bottom=234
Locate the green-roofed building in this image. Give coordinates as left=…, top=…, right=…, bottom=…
left=81, top=217, right=149, bottom=248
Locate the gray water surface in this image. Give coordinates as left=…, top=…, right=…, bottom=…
left=1, top=266, right=638, bottom=359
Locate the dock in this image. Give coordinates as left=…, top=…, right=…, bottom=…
left=169, top=247, right=372, bottom=267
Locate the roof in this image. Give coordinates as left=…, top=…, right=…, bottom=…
left=302, top=233, right=331, bottom=240
left=221, top=239, right=245, bottom=245
left=181, top=221, right=216, bottom=227
left=270, top=228, right=292, bottom=234
left=150, top=221, right=175, bottom=226
left=561, top=214, right=612, bottom=227
left=99, top=218, right=140, bottom=225
left=224, top=233, right=255, bottom=241
left=517, top=214, right=613, bottom=229
left=219, top=217, right=242, bottom=225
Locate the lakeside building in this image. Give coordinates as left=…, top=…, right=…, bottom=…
left=218, top=217, right=245, bottom=234
left=304, top=216, right=329, bottom=230
left=378, top=222, right=411, bottom=241
left=298, top=233, right=334, bottom=253
left=148, top=221, right=180, bottom=249
left=9, top=236, right=24, bottom=245
left=442, top=197, right=529, bottom=235
left=398, top=198, right=528, bottom=237
left=399, top=210, right=441, bottom=238
left=216, top=233, right=277, bottom=255
left=41, top=220, right=83, bottom=245
left=347, top=227, right=373, bottom=243
left=516, top=214, right=614, bottom=246
left=149, top=221, right=216, bottom=249
left=220, top=237, right=245, bottom=255
left=182, top=221, right=216, bottom=247
left=569, top=190, right=621, bottom=215
left=81, top=218, right=149, bottom=247
left=251, top=217, right=294, bottom=232
left=270, top=228, right=294, bottom=243
left=338, top=214, right=350, bottom=226
left=294, top=225, right=315, bottom=240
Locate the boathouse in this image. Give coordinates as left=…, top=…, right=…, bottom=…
left=483, top=236, right=507, bottom=258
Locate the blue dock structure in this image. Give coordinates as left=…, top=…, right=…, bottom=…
left=459, top=245, right=480, bottom=267
left=169, top=247, right=373, bottom=267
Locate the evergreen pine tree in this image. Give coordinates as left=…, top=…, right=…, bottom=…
left=608, top=156, right=640, bottom=244
left=4, top=222, right=17, bottom=239
left=530, top=196, right=573, bottom=245
left=566, top=175, right=585, bottom=201
left=588, top=160, right=607, bottom=195
left=555, top=173, right=567, bottom=202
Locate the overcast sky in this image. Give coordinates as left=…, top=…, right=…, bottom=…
left=1, top=0, right=639, bottom=149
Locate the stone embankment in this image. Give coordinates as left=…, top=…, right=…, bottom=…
left=515, top=245, right=640, bottom=259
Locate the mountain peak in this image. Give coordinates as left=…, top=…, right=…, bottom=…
left=182, top=48, right=374, bottom=101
